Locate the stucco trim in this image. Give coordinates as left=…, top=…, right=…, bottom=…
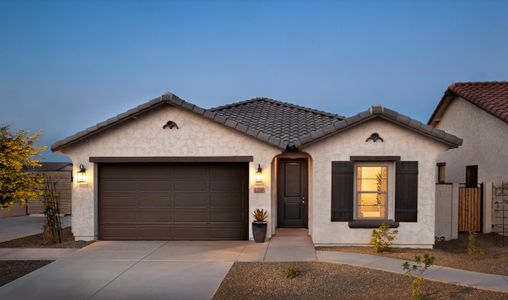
left=89, top=156, right=254, bottom=163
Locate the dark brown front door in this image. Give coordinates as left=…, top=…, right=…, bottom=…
left=98, top=163, right=248, bottom=240
left=277, top=158, right=308, bottom=228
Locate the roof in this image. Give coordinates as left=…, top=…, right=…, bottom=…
left=297, top=105, right=462, bottom=149
left=429, top=81, right=508, bottom=126
left=29, top=162, right=72, bottom=172
left=210, top=98, right=345, bottom=149
left=52, top=93, right=462, bottom=152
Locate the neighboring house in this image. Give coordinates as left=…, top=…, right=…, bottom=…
left=52, top=93, right=461, bottom=248
left=429, top=82, right=508, bottom=186
left=429, top=81, right=508, bottom=236
left=28, top=162, right=73, bottom=215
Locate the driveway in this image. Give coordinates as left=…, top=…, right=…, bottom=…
left=0, top=216, right=71, bottom=243
left=0, top=240, right=269, bottom=300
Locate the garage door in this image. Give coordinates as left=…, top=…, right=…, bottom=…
left=98, top=163, right=248, bottom=240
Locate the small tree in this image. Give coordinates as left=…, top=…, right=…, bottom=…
left=0, top=126, right=46, bottom=209
left=402, top=254, right=435, bottom=300
left=370, top=223, right=398, bottom=252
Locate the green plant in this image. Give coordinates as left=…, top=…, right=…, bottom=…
left=252, top=208, right=268, bottom=223
left=467, top=231, right=485, bottom=258
left=0, top=126, right=46, bottom=209
left=283, top=263, right=301, bottom=279
left=402, top=254, right=435, bottom=300
left=370, top=224, right=398, bottom=252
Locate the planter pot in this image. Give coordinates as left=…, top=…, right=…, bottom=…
left=252, top=222, right=267, bottom=243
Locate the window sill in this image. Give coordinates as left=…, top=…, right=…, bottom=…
left=348, top=220, right=399, bottom=228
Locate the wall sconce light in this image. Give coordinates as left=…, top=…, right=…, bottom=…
left=255, top=164, right=264, bottom=185
left=76, top=164, right=87, bottom=183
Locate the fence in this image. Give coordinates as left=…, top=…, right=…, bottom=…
left=458, top=186, right=482, bottom=232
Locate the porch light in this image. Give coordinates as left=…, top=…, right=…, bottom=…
left=76, top=164, right=87, bottom=183
left=255, top=164, right=264, bottom=184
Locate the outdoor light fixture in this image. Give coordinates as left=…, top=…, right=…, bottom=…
left=255, top=164, right=264, bottom=184
left=76, top=164, right=87, bottom=183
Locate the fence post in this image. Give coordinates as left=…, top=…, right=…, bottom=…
left=451, top=183, right=459, bottom=239
left=483, top=182, right=493, bottom=234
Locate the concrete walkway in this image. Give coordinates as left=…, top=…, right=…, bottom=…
left=317, top=251, right=508, bottom=294
left=0, top=215, right=71, bottom=243
left=264, top=228, right=317, bottom=261
left=0, top=248, right=79, bottom=260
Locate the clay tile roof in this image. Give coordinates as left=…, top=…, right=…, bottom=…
left=429, top=81, right=508, bottom=125
left=210, top=98, right=345, bottom=149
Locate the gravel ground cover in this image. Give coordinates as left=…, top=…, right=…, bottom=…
left=0, top=260, right=52, bottom=287
left=318, top=233, right=508, bottom=276
left=0, top=227, right=93, bottom=248
left=213, top=262, right=508, bottom=300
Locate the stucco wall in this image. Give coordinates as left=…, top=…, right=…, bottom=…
left=58, top=105, right=281, bottom=241
left=304, top=119, right=449, bottom=248
left=435, top=97, right=508, bottom=185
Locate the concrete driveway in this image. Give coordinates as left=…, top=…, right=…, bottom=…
left=0, top=215, right=71, bottom=243
left=0, top=240, right=268, bottom=300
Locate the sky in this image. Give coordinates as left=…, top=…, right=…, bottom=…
left=1, top=0, right=507, bottom=162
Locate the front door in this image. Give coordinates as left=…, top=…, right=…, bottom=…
left=277, top=158, right=308, bottom=227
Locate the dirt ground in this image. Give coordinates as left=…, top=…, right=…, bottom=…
left=0, top=260, right=53, bottom=287
left=318, top=233, right=508, bottom=275
left=214, top=262, right=508, bottom=300
left=0, top=227, right=93, bottom=248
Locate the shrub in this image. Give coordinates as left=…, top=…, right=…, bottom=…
left=370, top=224, right=398, bottom=252
left=402, top=254, right=435, bottom=300
left=283, top=263, right=301, bottom=279
left=252, top=208, right=269, bottom=223
left=467, top=231, right=485, bottom=258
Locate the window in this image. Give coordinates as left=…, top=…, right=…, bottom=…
left=355, top=165, right=388, bottom=219
left=465, top=165, right=478, bottom=188
left=437, top=163, right=446, bottom=184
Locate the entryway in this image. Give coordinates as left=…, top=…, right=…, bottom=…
left=277, top=158, right=309, bottom=228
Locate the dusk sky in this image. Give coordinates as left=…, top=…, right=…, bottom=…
left=1, top=0, right=507, bottom=161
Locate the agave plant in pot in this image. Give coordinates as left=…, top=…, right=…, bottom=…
left=252, top=208, right=269, bottom=243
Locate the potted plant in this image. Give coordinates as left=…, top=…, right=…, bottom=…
left=252, top=208, right=268, bottom=243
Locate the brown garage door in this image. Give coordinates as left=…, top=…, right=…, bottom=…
left=98, top=163, right=248, bottom=240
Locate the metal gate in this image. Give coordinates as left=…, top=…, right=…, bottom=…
left=458, top=184, right=482, bottom=232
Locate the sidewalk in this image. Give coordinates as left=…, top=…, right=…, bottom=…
left=317, top=250, right=508, bottom=294
left=0, top=248, right=78, bottom=260
left=0, top=216, right=71, bottom=243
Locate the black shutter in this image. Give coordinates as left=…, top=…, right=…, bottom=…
left=395, top=161, right=418, bottom=222
left=331, top=161, right=354, bottom=221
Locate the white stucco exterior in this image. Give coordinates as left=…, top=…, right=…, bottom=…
left=59, top=105, right=281, bottom=240
left=435, top=97, right=508, bottom=185
left=303, top=119, right=449, bottom=248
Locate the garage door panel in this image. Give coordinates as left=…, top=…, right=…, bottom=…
left=173, top=210, right=209, bottom=223
left=101, top=195, right=137, bottom=207
left=174, top=180, right=207, bottom=191
left=211, top=180, right=242, bottom=192
left=136, top=208, right=173, bottom=223
left=211, top=209, right=243, bottom=222
left=174, top=192, right=208, bottom=208
left=137, top=192, right=171, bottom=207
left=102, top=180, right=137, bottom=191
left=211, top=193, right=243, bottom=208
left=99, top=163, right=248, bottom=240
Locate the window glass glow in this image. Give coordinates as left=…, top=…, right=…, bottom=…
left=356, top=166, right=387, bottom=219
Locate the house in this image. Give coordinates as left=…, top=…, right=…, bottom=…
left=429, top=81, right=508, bottom=235
left=51, top=93, right=461, bottom=248
left=28, top=162, right=73, bottom=215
